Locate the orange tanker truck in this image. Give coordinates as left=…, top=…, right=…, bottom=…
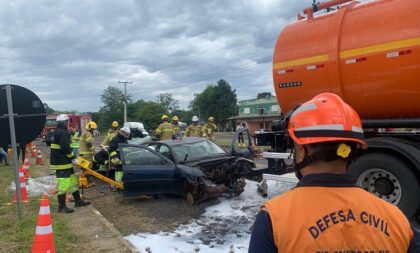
left=257, top=0, right=420, bottom=218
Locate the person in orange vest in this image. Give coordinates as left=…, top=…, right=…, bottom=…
left=248, top=93, right=419, bottom=253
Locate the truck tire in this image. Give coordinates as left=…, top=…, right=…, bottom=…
left=348, top=153, right=420, bottom=217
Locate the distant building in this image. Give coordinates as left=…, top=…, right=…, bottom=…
left=228, top=97, right=281, bottom=134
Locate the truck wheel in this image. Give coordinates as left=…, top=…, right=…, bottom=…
left=348, top=153, right=420, bottom=217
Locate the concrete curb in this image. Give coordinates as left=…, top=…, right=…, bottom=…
left=87, top=205, right=140, bottom=253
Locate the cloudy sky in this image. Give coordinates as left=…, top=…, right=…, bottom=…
left=0, top=0, right=308, bottom=112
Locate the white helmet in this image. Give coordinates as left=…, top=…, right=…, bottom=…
left=192, top=116, right=199, bottom=122
left=120, top=127, right=131, bottom=135
left=56, top=114, right=69, bottom=122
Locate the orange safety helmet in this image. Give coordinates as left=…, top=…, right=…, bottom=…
left=288, top=93, right=367, bottom=149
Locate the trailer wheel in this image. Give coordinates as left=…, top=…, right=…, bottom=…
left=348, top=153, right=420, bottom=217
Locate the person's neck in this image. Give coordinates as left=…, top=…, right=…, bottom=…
left=300, top=160, right=346, bottom=177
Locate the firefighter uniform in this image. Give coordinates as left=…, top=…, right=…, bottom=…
left=155, top=122, right=175, bottom=140
left=248, top=173, right=417, bottom=252
left=108, top=131, right=129, bottom=183
left=70, top=130, right=80, bottom=155
left=100, top=131, right=117, bottom=149
left=185, top=124, right=202, bottom=137
left=79, top=131, right=95, bottom=162
left=50, top=118, right=89, bottom=213
left=202, top=120, right=217, bottom=140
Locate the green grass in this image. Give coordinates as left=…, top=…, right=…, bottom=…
left=0, top=163, right=81, bottom=253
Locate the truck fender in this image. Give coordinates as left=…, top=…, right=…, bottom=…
left=364, top=137, right=420, bottom=173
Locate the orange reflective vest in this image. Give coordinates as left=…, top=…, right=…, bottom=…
left=263, top=175, right=413, bottom=252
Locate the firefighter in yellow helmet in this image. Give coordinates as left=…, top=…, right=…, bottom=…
left=202, top=116, right=217, bottom=140
left=100, top=121, right=119, bottom=149
left=186, top=116, right=202, bottom=137
left=155, top=115, right=175, bottom=140
left=79, top=121, right=97, bottom=163
left=172, top=116, right=181, bottom=139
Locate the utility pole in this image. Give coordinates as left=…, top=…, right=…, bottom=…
left=118, top=81, right=132, bottom=123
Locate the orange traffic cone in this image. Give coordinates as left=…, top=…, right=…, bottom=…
left=32, top=147, right=38, bottom=158
left=32, top=194, right=56, bottom=253
left=36, top=150, right=44, bottom=165
left=14, top=168, right=29, bottom=203
left=23, top=158, right=30, bottom=179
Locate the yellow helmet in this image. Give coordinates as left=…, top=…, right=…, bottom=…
left=161, top=114, right=168, bottom=120
left=208, top=116, right=215, bottom=122
left=172, top=116, right=179, bottom=121
left=112, top=121, right=119, bottom=128
left=85, top=121, right=97, bottom=130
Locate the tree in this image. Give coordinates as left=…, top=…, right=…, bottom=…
left=156, top=93, right=179, bottom=113
left=172, top=109, right=195, bottom=124
left=129, top=100, right=168, bottom=131
left=43, top=103, right=55, bottom=114
left=97, top=86, right=132, bottom=131
left=257, top=92, right=273, bottom=99
left=190, top=79, right=238, bottom=129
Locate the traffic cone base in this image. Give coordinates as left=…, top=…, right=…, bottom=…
left=32, top=194, right=56, bottom=253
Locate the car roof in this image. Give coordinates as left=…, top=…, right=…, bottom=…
left=158, top=137, right=206, bottom=146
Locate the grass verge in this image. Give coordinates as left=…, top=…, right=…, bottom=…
left=0, top=163, right=81, bottom=253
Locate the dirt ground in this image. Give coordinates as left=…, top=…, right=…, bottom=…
left=84, top=180, right=217, bottom=235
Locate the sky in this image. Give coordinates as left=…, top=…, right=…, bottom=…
left=0, top=0, right=308, bottom=112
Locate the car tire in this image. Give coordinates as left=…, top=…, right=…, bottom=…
left=348, top=153, right=420, bottom=217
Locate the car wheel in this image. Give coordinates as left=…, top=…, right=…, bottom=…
left=348, top=153, right=420, bottom=217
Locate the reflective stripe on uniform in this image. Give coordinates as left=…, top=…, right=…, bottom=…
left=110, top=151, right=118, bottom=157
left=51, top=144, right=61, bottom=149
left=50, top=163, right=73, bottom=170
left=79, top=151, right=93, bottom=155
left=65, top=152, right=74, bottom=158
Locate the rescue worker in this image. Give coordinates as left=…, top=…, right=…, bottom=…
left=109, top=127, right=131, bottom=183
left=248, top=93, right=420, bottom=252
left=100, top=121, right=119, bottom=149
left=79, top=121, right=97, bottom=163
left=50, top=114, right=90, bottom=213
left=185, top=116, right=202, bottom=137
left=155, top=115, right=175, bottom=140
left=107, top=121, right=119, bottom=136
left=172, top=116, right=181, bottom=139
left=70, top=129, right=80, bottom=156
left=202, top=116, right=217, bottom=140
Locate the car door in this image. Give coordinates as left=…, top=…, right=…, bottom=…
left=119, top=144, right=177, bottom=197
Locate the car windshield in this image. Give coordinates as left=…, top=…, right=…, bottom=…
left=171, top=140, right=227, bottom=162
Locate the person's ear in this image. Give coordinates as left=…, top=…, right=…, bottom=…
left=294, top=144, right=307, bottom=164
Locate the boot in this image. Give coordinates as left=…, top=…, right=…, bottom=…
left=58, top=194, right=74, bottom=213
left=73, top=190, right=90, bottom=207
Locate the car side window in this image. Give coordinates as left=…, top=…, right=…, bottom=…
left=157, top=145, right=173, bottom=161
left=121, top=146, right=172, bottom=166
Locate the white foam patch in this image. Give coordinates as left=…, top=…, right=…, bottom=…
left=125, top=174, right=297, bottom=253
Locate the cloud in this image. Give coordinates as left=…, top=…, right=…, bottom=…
left=0, top=0, right=308, bottom=112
